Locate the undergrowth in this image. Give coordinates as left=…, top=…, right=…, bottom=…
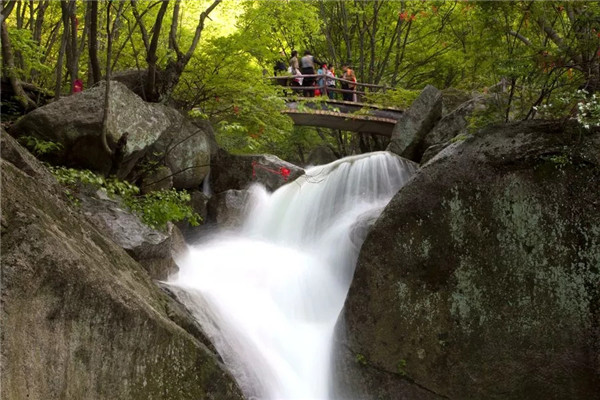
left=49, top=166, right=201, bottom=230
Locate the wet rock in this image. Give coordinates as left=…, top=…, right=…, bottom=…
left=339, top=120, right=600, bottom=399
left=206, top=189, right=251, bottom=229
left=210, top=149, right=304, bottom=193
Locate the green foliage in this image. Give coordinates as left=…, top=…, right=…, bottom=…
left=127, top=189, right=201, bottom=230
left=355, top=353, right=367, bottom=366
left=49, top=166, right=200, bottom=230
left=397, top=359, right=408, bottom=376
left=177, top=32, right=294, bottom=155
left=5, top=0, right=600, bottom=159
left=50, top=166, right=139, bottom=198
left=5, top=28, right=52, bottom=81
left=450, top=133, right=470, bottom=143
left=364, top=88, right=420, bottom=109
left=18, top=136, right=63, bottom=156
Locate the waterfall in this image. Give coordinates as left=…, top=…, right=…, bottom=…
left=169, top=151, right=417, bottom=399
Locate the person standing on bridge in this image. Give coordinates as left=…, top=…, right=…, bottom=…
left=325, top=65, right=336, bottom=99
left=289, top=50, right=302, bottom=90
left=300, top=50, right=321, bottom=97
left=341, top=63, right=357, bottom=102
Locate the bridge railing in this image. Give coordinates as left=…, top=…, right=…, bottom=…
left=265, top=74, right=387, bottom=103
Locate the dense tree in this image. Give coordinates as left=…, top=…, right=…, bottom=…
left=2, top=0, right=598, bottom=159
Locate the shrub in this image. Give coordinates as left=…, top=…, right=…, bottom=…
left=49, top=166, right=200, bottom=230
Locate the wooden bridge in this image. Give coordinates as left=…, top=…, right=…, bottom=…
left=267, top=75, right=403, bottom=136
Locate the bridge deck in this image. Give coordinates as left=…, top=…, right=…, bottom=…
left=282, top=98, right=402, bottom=136
left=283, top=109, right=397, bottom=136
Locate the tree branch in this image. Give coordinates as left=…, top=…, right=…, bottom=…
left=508, top=30, right=532, bottom=47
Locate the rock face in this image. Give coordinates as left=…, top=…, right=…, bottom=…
left=420, top=95, right=491, bottom=164
left=10, top=82, right=212, bottom=188
left=1, top=141, right=243, bottom=399
left=210, top=150, right=304, bottom=193
left=146, top=110, right=212, bottom=189
left=337, top=121, right=600, bottom=399
left=422, top=95, right=485, bottom=150
left=1, top=129, right=57, bottom=187
left=79, top=191, right=186, bottom=280
left=386, top=85, right=442, bottom=161
left=111, top=69, right=159, bottom=100
left=10, top=81, right=170, bottom=176
left=141, top=165, right=173, bottom=194
left=207, top=189, right=251, bottom=229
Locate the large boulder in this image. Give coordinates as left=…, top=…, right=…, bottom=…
left=386, top=85, right=442, bottom=161
left=1, top=142, right=243, bottom=399
left=145, top=109, right=212, bottom=189
left=1, top=129, right=57, bottom=187
left=141, top=165, right=173, bottom=194
left=210, top=150, right=304, bottom=193
left=111, top=69, right=160, bottom=100
left=10, top=82, right=213, bottom=188
left=10, top=81, right=171, bottom=177
left=423, top=95, right=486, bottom=150
left=79, top=190, right=186, bottom=281
left=337, top=121, right=600, bottom=399
left=206, top=189, right=251, bottom=229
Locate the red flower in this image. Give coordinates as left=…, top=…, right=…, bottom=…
left=233, top=105, right=240, bottom=115
left=280, top=167, right=291, bottom=180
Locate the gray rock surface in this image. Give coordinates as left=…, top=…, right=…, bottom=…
left=78, top=192, right=186, bottom=280
left=111, top=69, right=158, bottom=100
left=1, top=129, right=57, bottom=187
left=10, top=82, right=213, bottom=188
left=210, top=149, right=304, bottom=193
left=386, top=85, right=442, bottom=161
left=141, top=165, right=173, bottom=194
left=206, top=189, right=251, bottom=229
left=0, top=142, right=243, bottom=399
left=337, top=121, right=600, bottom=399
left=147, top=109, right=212, bottom=189
left=423, top=95, right=485, bottom=150
left=10, top=81, right=170, bottom=176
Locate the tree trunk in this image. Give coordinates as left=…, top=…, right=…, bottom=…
left=101, top=0, right=124, bottom=159
left=60, top=0, right=79, bottom=94
left=144, top=0, right=170, bottom=102
left=54, top=23, right=67, bottom=100
left=101, top=0, right=115, bottom=156
left=1, top=18, right=36, bottom=110
left=158, top=0, right=222, bottom=101
left=88, top=0, right=101, bottom=84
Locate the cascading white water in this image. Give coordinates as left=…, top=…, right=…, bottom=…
left=169, top=151, right=417, bottom=399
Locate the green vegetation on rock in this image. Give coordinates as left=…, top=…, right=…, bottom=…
left=49, top=166, right=200, bottom=230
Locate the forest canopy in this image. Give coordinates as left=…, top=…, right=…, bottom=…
left=2, top=0, right=599, bottom=160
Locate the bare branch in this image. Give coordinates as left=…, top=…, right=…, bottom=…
left=508, top=30, right=532, bottom=47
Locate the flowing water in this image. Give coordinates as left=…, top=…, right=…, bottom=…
left=169, top=151, right=417, bottom=399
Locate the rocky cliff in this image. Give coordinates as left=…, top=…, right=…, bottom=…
left=336, top=121, right=600, bottom=399
left=1, top=136, right=243, bottom=399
